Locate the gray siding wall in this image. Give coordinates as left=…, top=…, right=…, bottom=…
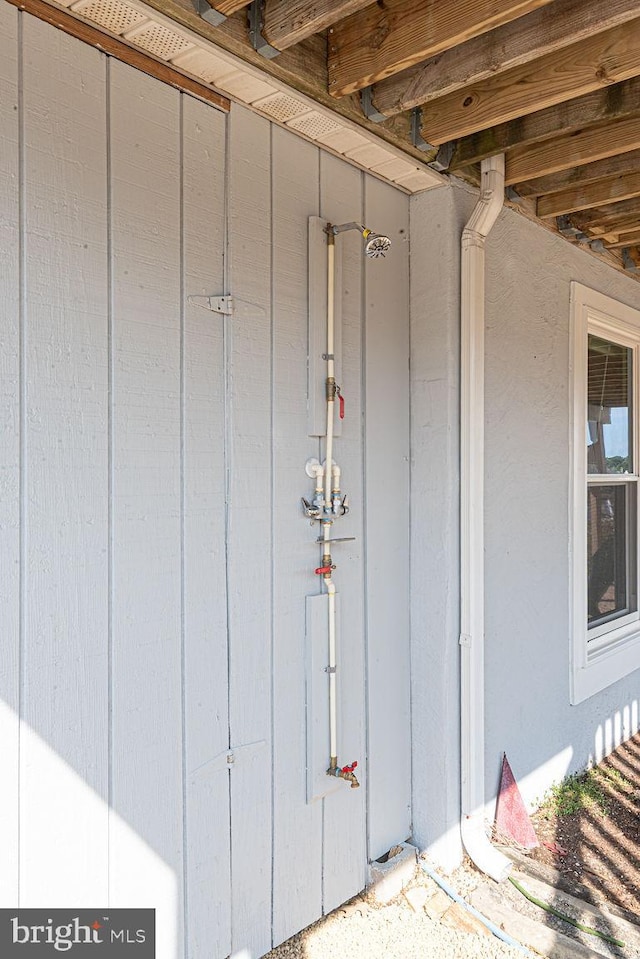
left=0, top=9, right=412, bottom=958
left=410, top=180, right=640, bottom=866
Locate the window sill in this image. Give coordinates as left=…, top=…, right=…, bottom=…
left=572, top=625, right=640, bottom=704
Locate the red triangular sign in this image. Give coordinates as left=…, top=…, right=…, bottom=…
left=494, top=753, right=538, bottom=849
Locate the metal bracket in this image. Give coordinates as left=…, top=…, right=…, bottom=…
left=623, top=248, right=640, bottom=274
left=410, top=108, right=436, bottom=153
left=248, top=0, right=280, bottom=59
left=505, top=186, right=522, bottom=204
left=459, top=633, right=471, bottom=648
left=188, top=294, right=234, bottom=315
left=361, top=86, right=386, bottom=123
left=195, top=0, right=227, bottom=26
left=556, top=213, right=589, bottom=243
left=430, top=141, right=454, bottom=173
left=589, top=238, right=605, bottom=254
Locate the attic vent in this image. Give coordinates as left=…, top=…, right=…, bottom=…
left=253, top=92, right=308, bottom=123
left=287, top=112, right=342, bottom=139
left=71, top=0, right=145, bottom=33
left=124, top=22, right=193, bottom=60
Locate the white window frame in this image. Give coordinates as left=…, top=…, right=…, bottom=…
left=571, top=283, right=640, bottom=704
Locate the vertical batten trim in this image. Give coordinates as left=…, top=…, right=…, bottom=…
left=179, top=93, right=189, bottom=959
left=106, top=51, right=114, bottom=906
left=360, top=170, right=371, bottom=862
left=17, top=9, right=26, bottom=906
left=268, top=119, right=276, bottom=948
left=223, top=107, right=234, bottom=924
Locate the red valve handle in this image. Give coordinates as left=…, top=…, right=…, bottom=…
left=339, top=393, right=345, bottom=420
left=315, top=565, right=332, bottom=574
left=341, top=761, right=358, bottom=773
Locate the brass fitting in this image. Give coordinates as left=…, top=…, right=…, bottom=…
left=326, top=376, right=336, bottom=402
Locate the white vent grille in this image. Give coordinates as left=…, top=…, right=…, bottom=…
left=287, top=111, right=342, bottom=140
left=124, top=22, right=193, bottom=60
left=71, top=0, right=145, bottom=33
left=171, top=47, right=237, bottom=84
left=252, top=92, right=308, bottom=123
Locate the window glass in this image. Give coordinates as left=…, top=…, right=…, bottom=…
left=587, top=335, right=632, bottom=474
left=587, top=484, right=637, bottom=628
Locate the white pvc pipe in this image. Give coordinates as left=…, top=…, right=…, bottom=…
left=324, top=235, right=336, bottom=511
left=325, top=230, right=338, bottom=763
left=460, top=154, right=512, bottom=884
left=327, top=580, right=337, bottom=759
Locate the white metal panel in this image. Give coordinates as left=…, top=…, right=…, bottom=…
left=363, top=176, right=412, bottom=861
left=181, top=94, right=232, bottom=959
left=0, top=2, right=20, bottom=908
left=109, top=61, right=183, bottom=958
left=19, top=16, right=110, bottom=906
left=226, top=104, right=273, bottom=959
left=271, top=127, right=324, bottom=944
left=319, top=153, right=367, bottom=911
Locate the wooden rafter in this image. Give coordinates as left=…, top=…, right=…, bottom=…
left=505, top=116, right=640, bottom=184
left=420, top=18, right=640, bottom=146
left=209, top=0, right=252, bottom=15
left=262, top=0, right=375, bottom=52
left=605, top=230, right=640, bottom=249
left=369, top=0, right=640, bottom=119
left=537, top=172, right=640, bottom=218
left=515, top=149, right=640, bottom=198
left=448, top=76, right=640, bottom=170
left=327, top=0, right=553, bottom=98
left=569, top=197, right=640, bottom=232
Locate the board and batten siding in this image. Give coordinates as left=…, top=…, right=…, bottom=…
left=0, top=8, right=412, bottom=959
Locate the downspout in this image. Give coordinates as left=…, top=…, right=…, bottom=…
left=460, top=154, right=511, bottom=883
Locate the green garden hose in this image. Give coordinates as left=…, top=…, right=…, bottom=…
left=508, top=876, right=625, bottom=949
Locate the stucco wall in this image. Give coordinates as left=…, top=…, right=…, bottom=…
left=484, top=200, right=640, bottom=808
left=410, top=179, right=640, bottom=867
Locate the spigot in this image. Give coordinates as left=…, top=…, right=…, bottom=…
left=301, top=497, right=321, bottom=519
left=327, top=759, right=360, bottom=788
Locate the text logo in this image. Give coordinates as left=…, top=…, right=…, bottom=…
left=0, top=909, right=155, bottom=957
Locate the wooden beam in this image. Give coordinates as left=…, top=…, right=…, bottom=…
left=327, top=0, right=553, bottom=98
left=263, top=0, right=375, bottom=51
left=537, top=171, right=640, bottom=218
left=370, top=0, right=640, bottom=118
left=605, top=230, right=640, bottom=249
left=210, top=0, right=251, bottom=14
left=4, top=0, right=230, bottom=111
left=421, top=18, right=640, bottom=145
left=569, top=197, right=640, bottom=231
left=515, top=149, right=640, bottom=198
left=505, top=116, right=640, bottom=184
left=449, top=75, right=640, bottom=169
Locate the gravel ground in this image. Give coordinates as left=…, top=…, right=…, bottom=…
left=265, top=861, right=527, bottom=959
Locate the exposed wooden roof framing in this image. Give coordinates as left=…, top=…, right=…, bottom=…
left=25, top=0, right=640, bottom=276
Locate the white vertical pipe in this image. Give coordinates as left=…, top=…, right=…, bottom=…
left=327, top=582, right=337, bottom=759
left=325, top=230, right=338, bottom=763
left=325, top=235, right=336, bottom=510
left=460, top=154, right=511, bottom=883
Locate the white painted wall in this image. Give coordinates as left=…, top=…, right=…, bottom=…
left=0, top=9, right=412, bottom=958
left=410, top=179, right=640, bottom=867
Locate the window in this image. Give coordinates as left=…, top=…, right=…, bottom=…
left=571, top=284, right=640, bottom=703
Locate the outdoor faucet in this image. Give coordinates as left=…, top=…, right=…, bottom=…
left=328, top=759, right=360, bottom=788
